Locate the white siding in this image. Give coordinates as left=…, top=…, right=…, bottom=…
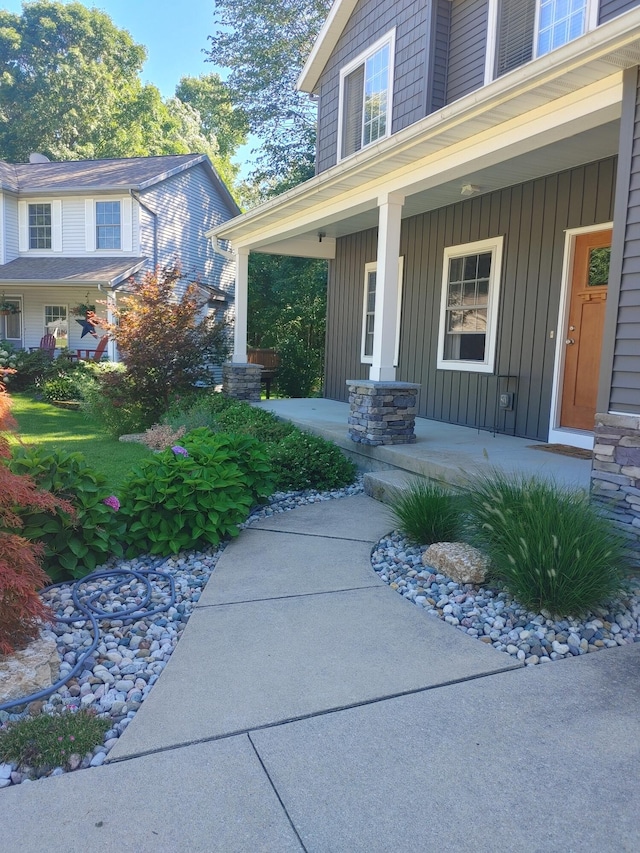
left=4, top=194, right=19, bottom=261
left=138, top=163, right=236, bottom=302
left=0, top=193, right=4, bottom=264
left=12, top=286, right=107, bottom=352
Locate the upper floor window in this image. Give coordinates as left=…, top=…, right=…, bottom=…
left=96, top=201, right=121, bottom=249
left=437, top=237, right=503, bottom=373
left=491, top=0, right=595, bottom=79
left=339, top=30, right=395, bottom=160
left=29, top=203, right=52, bottom=249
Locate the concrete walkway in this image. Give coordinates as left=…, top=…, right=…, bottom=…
left=3, top=495, right=640, bottom=852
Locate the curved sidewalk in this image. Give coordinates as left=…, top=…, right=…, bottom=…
left=3, top=494, right=640, bottom=852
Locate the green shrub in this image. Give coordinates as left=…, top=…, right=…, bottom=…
left=81, top=365, right=148, bottom=436
left=9, top=447, right=126, bottom=582
left=119, top=437, right=261, bottom=556
left=0, top=710, right=109, bottom=771
left=5, top=349, right=56, bottom=391
left=37, top=365, right=96, bottom=403
left=269, top=430, right=356, bottom=491
left=181, top=428, right=275, bottom=502
left=465, top=472, right=628, bottom=616
left=390, top=479, right=464, bottom=545
left=211, top=402, right=295, bottom=444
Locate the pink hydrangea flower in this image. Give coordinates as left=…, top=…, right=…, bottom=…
left=171, top=445, right=189, bottom=457
left=102, top=495, right=120, bottom=511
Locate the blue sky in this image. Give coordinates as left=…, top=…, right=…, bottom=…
left=2, top=0, right=218, bottom=97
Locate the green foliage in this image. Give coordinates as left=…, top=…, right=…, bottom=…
left=0, top=1, right=242, bottom=181
left=465, top=473, right=628, bottom=617
left=0, top=710, right=109, bottom=771
left=9, top=446, right=126, bottom=582
left=6, top=349, right=57, bottom=392
left=248, top=253, right=327, bottom=397
left=269, top=430, right=356, bottom=491
left=118, top=437, right=260, bottom=556
left=208, top=0, right=330, bottom=196
left=81, top=366, right=148, bottom=437
left=37, top=365, right=96, bottom=403
left=209, top=402, right=295, bottom=443
left=390, top=480, right=464, bottom=545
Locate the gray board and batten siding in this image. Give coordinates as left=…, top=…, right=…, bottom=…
left=314, top=0, right=430, bottom=175
left=324, top=157, right=617, bottom=441
left=600, top=66, right=640, bottom=415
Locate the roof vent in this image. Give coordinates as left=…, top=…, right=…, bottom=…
left=29, top=153, right=50, bottom=163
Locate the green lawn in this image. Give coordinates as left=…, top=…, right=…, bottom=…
left=8, top=393, right=152, bottom=492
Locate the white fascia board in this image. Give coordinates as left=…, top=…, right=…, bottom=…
left=256, top=236, right=336, bottom=259
left=297, top=0, right=360, bottom=93
left=212, top=74, right=622, bottom=253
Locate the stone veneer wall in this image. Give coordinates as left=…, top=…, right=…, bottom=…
left=591, top=412, right=640, bottom=540
left=346, top=380, right=420, bottom=445
left=222, top=362, right=262, bottom=402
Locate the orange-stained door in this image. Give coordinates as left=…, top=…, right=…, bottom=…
left=560, top=230, right=611, bottom=431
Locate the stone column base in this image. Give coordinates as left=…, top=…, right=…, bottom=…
left=222, top=362, right=262, bottom=402
left=591, top=412, right=640, bottom=541
left=346, top=380, right=420, bottom=446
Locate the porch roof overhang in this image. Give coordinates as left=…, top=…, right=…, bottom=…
left=0, top=257, right=148, bottom=288
left=208, top=8, right=640, bottom=259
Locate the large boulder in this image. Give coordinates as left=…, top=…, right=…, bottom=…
left=422, top=542, right=489, bottom=585
left=0, top=633, right=60, bottom=705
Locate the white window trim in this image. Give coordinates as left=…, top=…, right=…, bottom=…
left=360, top=256, right=404, bottom=366
left=44, top=303, right=69, bottom=348
left=19, top=199, right=62, bottom=253
left=436, top=236, right=503, bottom=374
left=337, top=28, right=396, bottom=162
left=484, top=0, right=598, bottom=85
left=86, top=197, right=132, bottom=253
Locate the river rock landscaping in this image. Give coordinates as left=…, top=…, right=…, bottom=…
left=0, top=477, right=364, bottom=789
left=372, top=531, right=640, bottom=664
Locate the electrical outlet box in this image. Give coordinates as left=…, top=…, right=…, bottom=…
left=499, top=392, right=514, bottom=411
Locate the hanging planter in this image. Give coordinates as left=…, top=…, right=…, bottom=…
left=70, top=303, right=96, bottom=316
left=0, top=301, right=20, bottom=316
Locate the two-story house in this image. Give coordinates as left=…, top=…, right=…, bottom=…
left=0, top=154, right=238, bottom=361
left=209, top=0, right=640, bottom=535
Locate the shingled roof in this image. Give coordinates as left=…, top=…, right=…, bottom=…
left=0, top=256, right=148, bottom=287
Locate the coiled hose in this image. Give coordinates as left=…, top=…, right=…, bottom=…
left=0, top=562, right=176, bottom=713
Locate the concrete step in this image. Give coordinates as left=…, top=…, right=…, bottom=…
left=363, top=469, right=427, bottom=505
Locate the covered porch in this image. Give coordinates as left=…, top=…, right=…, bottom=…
left=255, top=397, right=592, bottom=493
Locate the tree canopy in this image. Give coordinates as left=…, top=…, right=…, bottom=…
left=0, top=1, right=243, bottom=187
left=208, top=0, right=331, bottom=197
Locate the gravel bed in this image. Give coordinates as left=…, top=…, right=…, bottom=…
left=0, top=477, right=364, bottom=788
left=373, top=531, right=640, bottom=665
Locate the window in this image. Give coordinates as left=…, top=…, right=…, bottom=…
left=491, top=0, right=593, bottom=79
left=44, top=305, right=68, bottom=349
left=29, top=203, right=52, bottom=249
left=96, top=201, right=121, bottom=249
left=361, top=257, right=404, bottom=364
left=339, top=31, right=395, bottom=160
left=437, top=238, right=503, bottom=373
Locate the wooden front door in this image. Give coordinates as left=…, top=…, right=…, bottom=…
left=560, top=230, right=611, bottom=431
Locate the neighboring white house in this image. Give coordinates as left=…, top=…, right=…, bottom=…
left=0, top=154, right=239, bottom=360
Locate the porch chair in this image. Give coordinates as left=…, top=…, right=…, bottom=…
left=247, top=348, right=281, bottom=398
left=29, top=334, right=56, bottom=359
left=76, top=335, right=109, bottom=363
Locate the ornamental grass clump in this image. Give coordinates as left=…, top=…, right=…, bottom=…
left=0, top=709, right=109, bottom=771
left=390, top=479, right=465, bottom=545
left=465, top=472, right=628, bottom=617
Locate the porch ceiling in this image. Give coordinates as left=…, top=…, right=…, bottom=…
left=208, top=7, right=640, bottom=257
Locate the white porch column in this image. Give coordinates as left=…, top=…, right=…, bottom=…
left=370, top=191, right=404, bottom=382
left=233, top=246, right=249, bottom=363
left=106, top=290, right=117, bottom=362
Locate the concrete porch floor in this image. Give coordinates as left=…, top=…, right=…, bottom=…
left=256, top=398, right=592, bottom=492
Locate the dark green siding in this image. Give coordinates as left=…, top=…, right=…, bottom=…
left=324, top=158, right=617, bottom=440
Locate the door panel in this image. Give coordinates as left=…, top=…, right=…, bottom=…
left=560, top=230, right=611, bottom=431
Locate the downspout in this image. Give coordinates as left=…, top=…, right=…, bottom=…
left=130, top=189, right=158, bottom=268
